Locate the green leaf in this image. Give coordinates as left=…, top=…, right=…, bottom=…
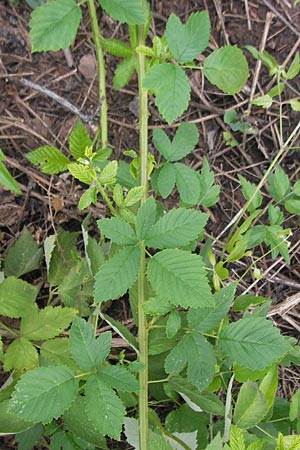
left=165, top=12, right=210, bottom=63
left=143, top=63, right=190, bottom=124
left=15, top=423, right=43, bottom=450
left=0, top=277, right=37, bottom=318
left=204, top=46, right=249, bottom=94
left=124, top=185, right=146, bottom=207
left=0, top=150, right=21, bottom=194
left=20, top=306, right=77, bottom=340
left=29, top=0, right=81, bottom=52
left=166, top=310, right=181, bottom=339
left=94, top=246, right=141, bottom=303
left=147, top=249, right=213, bottom=308
left=101, top=38, right=132, bottom=57
left=40, top=338, right=79, bottom=371
left=238, top=175, right=262, bottom=213
left=142, top=297, right=172, bottom=316
left=113, top=56, right=136, bottom=90
left=169, top=377, right=225, bottom=415
left=166, top=403, right=209, bottom=433
left=97, top=217, right=137, bottom=245
left=68, top=119, right=91, bottom=160
left=233, top=294, right=270, bottom=312
left=157, top=163, right=176, bottom=199
left=165, top=333, right=216, bottom=390
left=259, top=365, right=278, bottom=410
left=230, top=425, right=246, bottom=450
left=68, top=162, right=93, bottom=184
left=219, top=317, right=291, bottom=370
left=152, top=128, right=172, bottom=160
left=153, top=123, right=198, bottom=161
left=136, top=196, right=157, bottom=240
left=97, top=365, right=139, bottom=392
left=145, top=208, right=208, bottom=249
left=78, top=186, right=97, bottom=210
left=287, top=52, right=300, bottom=80
left=174, top=163, right=200, bottom=205
left=26, top=146, right=70, bottom=174
left=234, top=381, right=269, bottom=429
left=0, top=400, right=34, bottom=435
left=9, top=366, right=78, bottom=423
left=100, top=313, right=138, bottom=353
left=285, top=198, right=300, bottom=214
left=150, top=433, right=174, bottom=450
left=289, top=389, right=300, bottom=421
left=267, top=166, right=291, bottom=202
left=85, top=374, right=125, bottom=440
left=98, top=160, right=118, bottom=185
left=4, top=338, right=38, bottom=372
left=98, top=0, right=146, bottom=24
left=48, top=231, right=79, bottom=286
left=82, top=220, right=105, bottom=276
left=197, top=157, right=220, bottom=207
left=251, top=94, right=273, bottom=108
left=205, top=433, right=223, bottom=450
left=188, top=283, right=236, bottom=332
left=4, top=227, right=43, bottom=277
left=64, top=397, right=108, bottom=448
left=69, top=317, right=111, bottom=370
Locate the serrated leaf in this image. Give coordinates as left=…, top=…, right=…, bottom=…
left=68, top=162, right=93, bottom=184
left=15, top=423, right=43, bottom=450
left=157, top=163, right=176, bottom=198
left=188, top=283, right=236, bottom=332
left=219, top=317, right=291, bottom=370
left=171, top=122, right=199, bottom=161
left=20, top=306, right=77, bottom=340
left=101, top=38, right=132, bottom=57
left=251, top=94, right=273, bottom=108
left=259, top=365, right=278, bottom=410
left=4, top=338, right=38, bottom=372
left=78, top=186, right=97, bottom=210
left=143, top=63, right=190, bottom=124
left=68, top=119, right=92, bottom=160
left=152, top=128, right=172, bottom=160
left=166, top=310, right=181, bottom=339
left=136, top=196, right=157, bottom=240
left=94, top=246, right=141, bottom=303
left=147, top=249, right=213, bottom=308
left=48, top=231, right=79, bottom=286
left=174, top=163, right=200, bottom=205
left=165, top=333, right=216, bottom=390
left=145, top=208, right=208, bottom=249
left=238, top=175, right=262, bottom=213
left=198, top=157, right=220, bottom=207
left=113, top=56, right=136, bottom=90
left=69, top=317, right=111, bottom=371
left=124, top=186, right=146, bottom=207
left=289, top=389, right=300, bottom=421
left=0, top=277, right=37, bottom=318
left=285, top=199, right=300, bottom=214
left=98, top=0, right=146, bottom=24
left=0, top=155, right=21, bottom=194
left=9, top=366, right=78, bottom=424
left=204, top=46, right=248, bottom=94
left=64, top=397, right=108, bottom=448
left=29, top=0, right=81, bottom=52
left=268, top=166, right=291, bottom=202
left=97, top=365, right=139, bottom=392
left=169, top=377, right=225, bottom=415
left=97, top=217, right=137, bottom=245
left=230, top=425, right=245, bottom=450
left=85, top=374, right=125, bottom=440
left=166, top=403, right=208, bottom=433
left=234, top=381, right=269, bottom=429
left=40, top=338, right=78, bottom=372
left=4, top=228, right=43, bottom=277
left=150, top=433, right=174, bottom=450
left=0, top=400, right=34, bottom=436
left=142, top=297, right=172, bottom=316
left=100, top=313, right=138, bottom=353
left=26, top=146, right=70, bottom=174
left=98, top=160, right=118, bottom=184
left=166, top=12, right=210, bottom=63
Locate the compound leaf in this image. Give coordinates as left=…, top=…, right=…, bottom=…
left=0, top=400, right=34, bottom=436
left=4, top=228, right=43, bottom=278
left=197, top=157, right=220, bottom=207
left=9, top=366, right=78, bottom=424
left=174, top=163, right=200, bottom=205
left=204, top=45, right=248, bottom=94
left=170, top=122, right=199, bottom=161
left=29, top=0, right=81, bottom=52
left=267, top=166, right=291, bottom=202
left=143, top=63, right=190, bottom=124
left=219, top=317, right=291, bottom=370
left=157, top=163, right=176, bottom=199
left=20, top=306, right=77, bottom=340
left=94, top=246, right=141, bottom=303
left=166, top=12, right=210, bottom=63
left=0, top=277, right=37, bottom=318
left=147, top=249, right=213, bottom=308
left=4, top=338, right=38, bottom=372
left=98, top=0, right=147, bottom=24
left=85, top=374, right=125, bottom=440
left=97, top=365, right=139, bottom=392
left=136, top=196, right=157, bottom=240
left=26, top=146, right=70, bottom=174
left=68, top=162, right=93, bottom=184
left=69, top=317, right=111, bottom=371
left=145, top=208, right=208, bottom=249
left=113, top=56, right=136, bottom=90
left=97, top=218, right=137, bottom=246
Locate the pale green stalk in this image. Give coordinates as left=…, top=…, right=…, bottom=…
left=136, top=23, right=149, bottom=450
left=86, top=0, right=108, bottom=148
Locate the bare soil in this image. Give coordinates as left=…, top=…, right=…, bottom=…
left=0, top=0, right=300, bottom=448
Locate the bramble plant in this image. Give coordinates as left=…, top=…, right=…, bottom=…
left=1, top=1, right=300, bottom=450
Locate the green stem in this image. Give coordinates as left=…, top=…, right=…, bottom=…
left=136, top=23, right=149, bottom=450
left=96, top=182, right=118, bottom=216
left=86, top=0, right=108, bottom=148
